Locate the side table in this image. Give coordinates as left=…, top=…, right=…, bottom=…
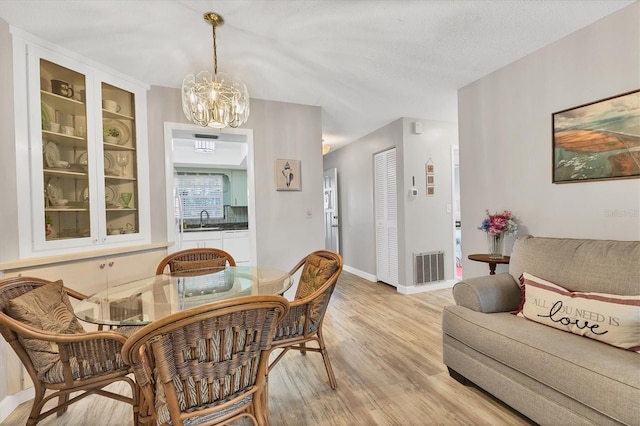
left=467, top=254, right=510, bottom=275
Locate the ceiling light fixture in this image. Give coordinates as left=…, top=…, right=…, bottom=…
left=194, top=140, right=215, bottom=152
left=182, top=12, right=250, bottom=129
left=322, top=143, right=331, bottom=155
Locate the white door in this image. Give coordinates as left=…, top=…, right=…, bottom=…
left=374, top=149, right=398, bottom=286
left=323, top=168, right=339, bottom=253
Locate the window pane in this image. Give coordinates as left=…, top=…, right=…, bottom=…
left=175, top=173, right=224, bottom=219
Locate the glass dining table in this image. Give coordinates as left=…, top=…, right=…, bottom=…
left=74, top=266, right=293, bottom=327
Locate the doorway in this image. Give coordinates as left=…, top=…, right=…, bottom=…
left=323, top=168, right=339, bottom=253
left=374, top=148, right=399, bottom=287
left=452, top=146, right=462, bottom=279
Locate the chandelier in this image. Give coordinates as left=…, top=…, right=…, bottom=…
left=182, top=12, right=250, bottom=129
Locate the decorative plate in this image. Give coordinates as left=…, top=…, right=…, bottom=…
left=41, top=101, right=51, bottom=129
left=44, top=141, right=60, bottom=168
left=103, top=120, right=130, bottom=145
left=105, top=184, right=119, bottom=204
left=76, top=151, right=88, bottom=166
left=104, top=152, right=115, bottom=173
left=46, top=177, right=62, bottom=201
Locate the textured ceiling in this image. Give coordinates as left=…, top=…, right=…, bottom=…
left=0, top=0, right=634, bottom=150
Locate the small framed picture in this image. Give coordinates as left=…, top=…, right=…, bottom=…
left=427, top=175, right=434, bottom=185
left=426, top=164, right=434, bottom=174
left=427, top=186, right=435, bottom=196
left=275, top=159, right=301, bottom=191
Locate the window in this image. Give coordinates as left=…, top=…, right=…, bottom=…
left=175, top=173, right=224, bottom=219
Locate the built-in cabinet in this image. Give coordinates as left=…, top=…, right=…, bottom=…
left=230, top=170, right=248, bottom=206
left=20, top=41, right=150, bottom=258
left=180, top=231, right=223, bottom=250
left=179, top=230, right=250, bottom=265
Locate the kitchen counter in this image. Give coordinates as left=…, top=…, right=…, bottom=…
left=183, top=222, right=249, bottom=232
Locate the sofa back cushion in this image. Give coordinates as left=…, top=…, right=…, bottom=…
left=509, top=235, right=640, bottom=295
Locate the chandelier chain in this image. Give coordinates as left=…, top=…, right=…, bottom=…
left=212, top=24, right=218, bottom=76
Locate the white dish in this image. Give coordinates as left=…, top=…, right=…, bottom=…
left=103, top=120, right=130, bottom=145
left=104, top=152, right=115, bottom=173
left=105, top=183, right=119, bottom=204
left=44, top=141, right=60, bottom=168
left=76, top=151, right=88, bottom=166
left=46, top=177, right=62, bottom=201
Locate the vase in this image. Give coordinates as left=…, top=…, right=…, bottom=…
left=487, top=233, right=505, bottom=259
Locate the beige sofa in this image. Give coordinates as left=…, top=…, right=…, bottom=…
left=442, top=235, right=640, bottom=425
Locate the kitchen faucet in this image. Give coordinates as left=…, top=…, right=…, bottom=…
left=200, top=210, right=210, bottom=227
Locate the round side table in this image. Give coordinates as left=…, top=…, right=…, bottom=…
left=468, top=254, right=510, bottom=275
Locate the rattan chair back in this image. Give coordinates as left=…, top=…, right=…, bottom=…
left=155, top=248, right=236, bottom=275
left=122, top=295, right=289, bottom=426
left=269, top=250, right=343, bottom=389
left=0, top=276, right=137, bottom=425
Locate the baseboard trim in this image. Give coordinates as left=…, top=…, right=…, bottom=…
left=397, top=279, right=457, bottom=294
left=342, top=265, right=377, bottom=282
left=0, top=387, right=34, bottom=422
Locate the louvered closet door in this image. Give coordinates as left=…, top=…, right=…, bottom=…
left=374, top=148, right=398, bottom=286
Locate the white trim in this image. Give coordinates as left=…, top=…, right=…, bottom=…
left=342, top=264, right=377, bottom=282
left=10, top=27, right=149, bottom=90
left=0, top=387, right=34, bottom=423
left=396, top=279, right=457, bottom=295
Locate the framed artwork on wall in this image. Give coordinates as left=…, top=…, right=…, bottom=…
left=552, top=89, right=640, bottom=183
left=275, top=159, right=301, bottom=191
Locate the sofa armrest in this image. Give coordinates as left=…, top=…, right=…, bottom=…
left=452, top=273, right=521, bottom=313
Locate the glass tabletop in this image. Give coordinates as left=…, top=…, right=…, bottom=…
left=74, top=266, right=293, bottom=326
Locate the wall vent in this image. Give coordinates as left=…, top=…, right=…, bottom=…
left=414, top=251, right=445, bottom=284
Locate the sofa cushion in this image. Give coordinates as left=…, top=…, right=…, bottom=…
left=6, top=280, right=86, bottom=380
left=509, top=236, right=640, bottom=295
left=442, top=305, right=640, bottom=425
left=516, top=273, right=640, bottom=351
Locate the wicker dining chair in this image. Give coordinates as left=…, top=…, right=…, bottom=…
left=0, top=276, right=137, bottom=426
left=122, top=295, right=289, bottom=426
left=155, top=248, right=236, bottom=275
left=268, top=249, right=343, bottom=389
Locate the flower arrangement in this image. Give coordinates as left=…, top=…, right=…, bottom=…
left=478, top=210, right=517, bottom=236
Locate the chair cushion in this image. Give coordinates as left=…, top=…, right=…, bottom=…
left=295, top=254, right=338, bottom=299
left=172, top=258, right=227, bottom=272
left=6, top=280, right=86, bottom=380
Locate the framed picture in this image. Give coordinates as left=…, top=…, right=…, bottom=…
left=275, top=159, right=301, bottom=191
left=552, top=89, right=640, bottom=183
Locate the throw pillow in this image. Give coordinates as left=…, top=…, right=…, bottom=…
left=517, top=272, right=640, bottom=352
left=295, top=254, right=338, bottom=299
left=172, top=257, right=227, bottom=272
left=6, top=280, right=86, bottom=380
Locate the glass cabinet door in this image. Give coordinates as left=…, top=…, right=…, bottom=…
left=40, top=59, right=92, bottom=242
left=101, top=82, right=139, bottom=236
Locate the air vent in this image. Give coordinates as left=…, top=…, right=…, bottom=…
left=414, top=251, right=445, bottom=284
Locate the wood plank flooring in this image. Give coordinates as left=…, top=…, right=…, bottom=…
left=2, top=271, right=533, bottom=425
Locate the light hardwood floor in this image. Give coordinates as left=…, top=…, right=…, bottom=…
left=2, top=271, right=533, bottom=425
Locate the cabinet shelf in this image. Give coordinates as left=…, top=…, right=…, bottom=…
left=105, top=175, right=136, bottom=183
left=45, top=207, right=87, bottom=212
left=102, top=109, right=134, bottom=121
left=42, top=130, right=86, bottom=148
left=103, top=142, right=135, bottom=152
left=41, top=90, right=85, bottom=115
left=43, top=168, right=88, bottom=178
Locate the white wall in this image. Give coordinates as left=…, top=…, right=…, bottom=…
left=323, top=117, right=458, bottom=288
left=146, top=90, right=325, bottom=290
left=458, top=2, right=640, bottom=279
left=401, top=118, right=458, bottom=285
left=323, top=120, right=403, bottom=280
